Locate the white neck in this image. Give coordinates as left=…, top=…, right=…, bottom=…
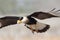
left=21, top=17, right=29, bottom=23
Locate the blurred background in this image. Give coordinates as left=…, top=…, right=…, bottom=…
left=0, top=0, right=60, bottom=16
left=0, top=0, right=60, bottom=40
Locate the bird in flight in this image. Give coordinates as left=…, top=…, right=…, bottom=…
left=17, top=11, right=59, bottom=33
left=0, top=8, right=60, bottom=33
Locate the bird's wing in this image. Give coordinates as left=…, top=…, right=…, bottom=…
left=0, top=16, right=20, bottom=28
left=24, top=22, right=50, bottom=33
left=28, top=12, right=58, bottom=20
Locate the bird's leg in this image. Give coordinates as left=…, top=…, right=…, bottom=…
left=34, top=24, right=39, bottom=33
left=24, top=24, right=35, bottom=33
left=30, top=25, right=35, bottom=33
left=24, top=24, right=31, bottom=29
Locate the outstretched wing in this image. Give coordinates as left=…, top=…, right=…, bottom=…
left=28, top=11, right=58, bottom=20
left=0, top=16, right=20, bottom=28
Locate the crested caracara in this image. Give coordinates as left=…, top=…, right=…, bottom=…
left=17, top=11, right=59, bottom=33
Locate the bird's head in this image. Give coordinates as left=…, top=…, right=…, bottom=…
left=17, top=17, right=29, bottom=24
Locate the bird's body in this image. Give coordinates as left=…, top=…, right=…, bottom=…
left=17, top=16, right=50, bottom=33
left=17, top=11, right=60, bottom=33
left=26, top=16, right=37, bottom=25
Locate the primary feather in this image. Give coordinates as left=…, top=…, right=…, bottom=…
left=0, top=16, right=20, bottom=28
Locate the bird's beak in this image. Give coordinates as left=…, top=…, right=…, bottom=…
left=17, top=20, right=22, bottom=24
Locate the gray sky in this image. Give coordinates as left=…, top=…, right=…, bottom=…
left=0, top=0, right=60, bottom=15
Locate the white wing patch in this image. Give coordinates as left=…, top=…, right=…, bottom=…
left=27, top=22, right=47, bottom=30
left=36, top=22, right=47, bottom=30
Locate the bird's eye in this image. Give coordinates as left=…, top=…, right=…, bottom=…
left=20, top=17, right=23, bottom=20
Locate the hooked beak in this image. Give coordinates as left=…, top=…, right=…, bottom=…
left=17, top=20, right=22, bottom=24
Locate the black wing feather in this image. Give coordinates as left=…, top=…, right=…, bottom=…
left=0, top=16, right=20, bottom=28
left=29, top=12, right=58, bottom=20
